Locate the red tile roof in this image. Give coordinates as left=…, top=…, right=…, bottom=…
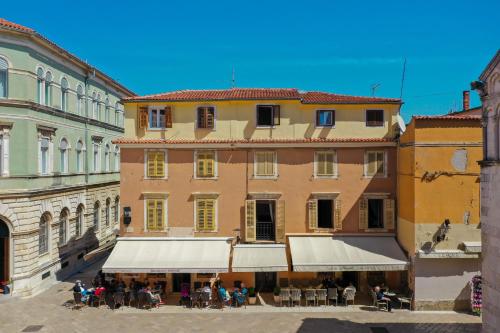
left=0, top=18, right=33, bottom=33
left=113, top=137, right=394, bottom=145
left=413, top=115, right=481, bottom=120
left=124, top=88, right=402, bottom=104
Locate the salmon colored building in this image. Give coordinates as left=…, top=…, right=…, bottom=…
left=105, top=88, right=409, bottom=299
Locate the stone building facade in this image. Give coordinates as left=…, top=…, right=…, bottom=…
left=473, top=49, right=500, bottom=333
left=0, top=18, right=133, bottom=296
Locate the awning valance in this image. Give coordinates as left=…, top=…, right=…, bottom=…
left=289, top=236, right=409, bottom=272
left=102, top=237, right=232, bottom=273
left=232, top=244, right=288, bottom=272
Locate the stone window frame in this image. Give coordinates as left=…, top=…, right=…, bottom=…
left=0, top=123, right=12, bottom=177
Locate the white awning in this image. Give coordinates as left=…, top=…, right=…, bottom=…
left=289, top=236, right=409, bottom=272
left=232, top=244, right=288, bottom=272
left=102, top=237, right=232, bottom=273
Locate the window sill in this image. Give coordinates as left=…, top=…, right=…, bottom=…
left=147, top=128, right=170, bottom=131
left=253, top=175, right=279, bottom=180
left=194, top=230, right=218, bottom=233
left=362, top=175, right=387, bottom=179
left=313, top=175, right=339, bottom=179
left=194, top=176, right=218, bottom=180
left=315, top=125, right=335, bottom=129
left=256, top=126, right=277, bottom=129
left=364, top=228, right=388, bottom=232
left=144, top=176, right=168, bottom=180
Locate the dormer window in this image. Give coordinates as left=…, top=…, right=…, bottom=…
left=256, top=105, right=280, bottom=127
left=138, top=106, right=172, bottom=129
left=197, top=106, right=215, bottom=129
left=366, top=110, right=384, bottom=127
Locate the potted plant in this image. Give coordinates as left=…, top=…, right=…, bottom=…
left=273, top=286, right=281, bottom=304
left=248, top=287, right=257, bottom=305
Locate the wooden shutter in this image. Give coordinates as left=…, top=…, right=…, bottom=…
left=308, top=199, right=318, bottom=230
left=326, top=152, right=335, bottom=176
left=165, top=106, right=172, bottom=128
left=273, top=105, right=280, bottom=125
left=316, top=153, right=326, bottom=176
left=147, top=200, right=155, bottom=230
left=367, top=152, right=377, bottom=176
left=206, top=108, right=215, bottom=129
left=197, top=107, right=206, bottom=128
left=147, top=152, right=156, bottom=177
left=384, top=199, right=395, bottom=230
left=197, top=152, right=205, bottom=177
left=156, top=200, right=164, bottom=229
left=138, top=107, right=148, bottom=129
left=376, top=152, right=385, bottom=175
left=245, top=200, right=256, bottom=242
left=196, top=199, right=205, bottom=231
left=206, top=199, right=215, bottom=231
left=334, top=198, right=342, bottom=230
left=276, top=200, right=286, bottom=243
left=255, top=153, right=265, bottom=176
left=359, top=198, right=368, bottom=230
left=155, top=152, right=165, bottom=177
left=266, top=152, right=275, bottom=176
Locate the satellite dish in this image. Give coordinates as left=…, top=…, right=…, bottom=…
left=397, top=114, right=406, bottom=133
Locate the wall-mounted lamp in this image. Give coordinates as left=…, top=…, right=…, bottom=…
left=123, top=207, right=131, bottom=225
left=436, top=219, right=451, bottom=242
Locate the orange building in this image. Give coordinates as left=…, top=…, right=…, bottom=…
left=105, top=88, right=409, bottom=298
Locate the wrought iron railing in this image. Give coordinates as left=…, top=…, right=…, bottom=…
left=256, top=221, right=275, bottom=241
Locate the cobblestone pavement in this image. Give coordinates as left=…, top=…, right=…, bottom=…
left=0, top=258, right=482, bottom=333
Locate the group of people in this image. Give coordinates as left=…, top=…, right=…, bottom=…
left=214, top=280, right=248, bottom=307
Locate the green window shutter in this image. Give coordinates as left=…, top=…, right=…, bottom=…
left=334, top=198, right=342, bottom=230
left=245, top=200, right=256, bottom=242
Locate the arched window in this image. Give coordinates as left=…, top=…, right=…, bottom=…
left=92, top=92, right=97, bottom=119
left=114, top=196, right=120, bottom=224
left=76, top=140, right=84, bottom=173
left=60, top=77, right=69, bottom=111
left=59, top=209, right=69, bottom=245
left=114, top=102, right=120, bottom=126
left=114, top=146, right=120, bottom=171
left=0, top=57, right=8, bottom=98
left=76, top=204, right=84, bottom=237
left=76, top=85, right=84, bottom=116
left=36, top=67, right=45, bottom=104
left=44, top=71, right=52, bottom=106
left=104, top=144, right=110, bottom=172
left=97, top=94, right=102, bottom=120
left=105, top=198, right=111, bottom=227
left=39, top=213, right=50, bottom=255
left=105, top=98, right=110, bottom=123
left=93, top=201, right=100, bottom=230
left=60, top=138, right=69, bottom=173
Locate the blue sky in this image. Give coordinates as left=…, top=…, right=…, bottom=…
left=3, top=0, right=499, bottom=120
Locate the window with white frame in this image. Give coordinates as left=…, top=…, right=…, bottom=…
left=60, top=77, right=69, bottom=111
left=114, top=103, right=120, bottom=126
left=114, top=146, right=120, bottom=171
left=0, top=126, right=10, bottom=177
left=364, top=151, right=386, bottom=177
left=316, top=110, right=335, bottom=127
left=75, top=204, right=84, bottom=237
left=92, top=92, right=97, bottom=119
left=105, top=198, right=111, bottom=227
left=0, top=57, right=8, bottom=98
left=195, top=150, right=216, bottom=178
left=59, top=138, right=69, bottom=173
left=76, top=140, right=84, bottom=173
left=314, top=151, right=337, bottom=177
left=36, top=67, right=45, bottom=104
left=104, top=144, right=110, bottom=172
left=59, top=209, right=68, bottom=245
left=44, top=71, right=52, bottom=106
left=39, top=213, right=50, bottom=255
left=105, top=98, right=110, bottom=123
left=93, top=142, right=100, bottom=172
left=254, top=151, right=277, bottom=178
left=40, top=136, right=50, bottom=175
left=149, top=107, right=166, bottom=129
left=76, top=85, right=84, bottom=115
left=97, top=94, right=102, bottom=120
left=93, top=201, right=100, bottom=230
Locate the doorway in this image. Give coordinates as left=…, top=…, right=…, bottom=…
left=0, top=219, right=9, bottom=282
left=256, top=200, right=276, bottom=241
left=255, top=272, right=276, bottom=292
left=172, top=273, right=191, bottom=292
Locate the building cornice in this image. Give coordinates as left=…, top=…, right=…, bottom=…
left=0, top=180, right=119, bottom=199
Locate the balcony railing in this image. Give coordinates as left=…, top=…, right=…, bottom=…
left=256, top=221, right=275, bottom=241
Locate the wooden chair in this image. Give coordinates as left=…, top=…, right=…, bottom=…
left=72, top=292, right=85, bottom=310
left=200, top=291, right=211, bottom=308
left=279, top=288, right=291, bottom=307
left=290, top=289, right=301, bottom=307
left=343, top=289, right=356, bottom=306
left=113, top=292, right=125, bottom=309
left=371, top=290, right=388, bottom=311
left=305, top=289, right=316, bottom=306
left=190, top=291, right=201, bottom=309
left=93, top=292, right=107, bottom=307
left=397, top=292, right=413, bottom=310
left=316, top=289, right=328, bottom=306
left=327, top=288, right=338, bottom=306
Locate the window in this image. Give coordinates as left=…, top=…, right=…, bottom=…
left=114, top=146, right=120, bottom=171
left=196, top=198, right=216, bottom=231
left=76, top=205, right=83, bottom=237
left=145, top=106, right=172, bottom=129
left=366, top=110, right=384, bottom=127
left=93, top=142, right=100, bottom=172
left=36, top=67, right=44, bottom=104
left=92, top=92, right=97, bottom=119
left=255, top=200, right=276, bottom=241
left=146, top=198, right=164, bottom=231
left=59, top=209, right=68, bottom=245
left=76, top=85, right=84, bottom=115
left=105, top=98, right=110, bottom=123
left=314, top=151, right=336, bottom=177
left=60, top=78, right=69, bottom=111
left=44, top=71, right=52, bottom=106
left=97, top=94, right=102, bottom=120
left=368, top=199, right=384, bottom=228
left=115, top=103, right=120, bottom=126
left=104, top=144, right=110, bottom=172
left=59, top=138, right=69, bottom=173
left=365, top=151, right=385, bottom=177
left=93, top=201, right=100, bottom=230
left=317, top=199, right=333, bottom=228
left=0, top=57, right=8, bottom=98
left=254, top=151, right=277, bottom=177
left=308, top=197, right=342, bottom=230
left=40, top=137, right=50, bottom=174
left=76, top=140, right=84, bottom=172
left=0, top=126, right=10, bottom=177
left=197, top=106, right=215, bottom=129
left=316, top=110, right=335, bottom=127
left=256, top=105, right=280, bottom=127
left=105, top=198, right=111, bottom=227
left=114, top=197, right=119, bottom=224
left=195, top=150, right=216, bottom=178
left=39, top=213, right=50, bottom=255
left=146, top=151, right=165, bottom=178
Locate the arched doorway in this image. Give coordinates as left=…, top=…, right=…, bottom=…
left=0, top=219, right=9, bottom=282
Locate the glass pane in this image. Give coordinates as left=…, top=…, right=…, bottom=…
left=0, top=70, right=6, bottom=98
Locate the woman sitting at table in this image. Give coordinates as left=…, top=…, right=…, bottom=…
left=179, top=283, right=190, bottom=306
left=218, top=283, right=231, bottom=306
left=374, top=286, right=392, bottom=312
left=232, top=283, right=248, bottom=306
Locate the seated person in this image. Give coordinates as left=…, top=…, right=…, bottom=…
left=218, top=283, right=231, bottom=306
left=144, top=286, right=161, bottom=308
left=375, top=286, right=392, bottom=312
left=342, top=282, right=356, bottom=303
left=232, top=282, right=248, bottom=306
left=180, top=283, right=190, bottom=306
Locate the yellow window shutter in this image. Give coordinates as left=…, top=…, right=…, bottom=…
left=384, top=199, right=395, bottom=230
left=205, top=199, right=215, bottom=231
left=147, top=152, right=156, bottom=177
left=245, top=200, right=256, bottom=242
left=155, top=200, right=164, bottom=230
left=265, top=152, right=275, bottom=175
left=308, top=199, right=318, bottom=230
left=316, top=153, right=325, bottom=176
left=326, top=152, right=335, bottom=176
left=367, top=152, right=376, bottom=176
left=276, top=200, right=286, bottom=243
left=334, top=198, right=342, bottom=230
left=147, top=200, right=155, bottom=230
left=196, top=200, right=206, bottom=231
left=155, top=152, right=165, bottom=177
left=206, top=152, right=215, bottom=177
left=197, top=152, right=206, bottom=177
left=138, top=106, right=148, bottom=129
left=255, top=153, right=265, bottom=175
left=359, top=198, right=368, bottom=230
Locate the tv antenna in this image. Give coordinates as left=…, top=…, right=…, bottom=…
left=400, top=57, right=407, bottom=99
left=371, top=83, right=381, bottom=96
left=231, top=66, right=236, bottom=88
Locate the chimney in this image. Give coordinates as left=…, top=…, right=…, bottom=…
left=463, top=90, right=470, bottom=111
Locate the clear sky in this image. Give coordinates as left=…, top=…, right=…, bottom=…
left=3, top=0, right=499, bottom=120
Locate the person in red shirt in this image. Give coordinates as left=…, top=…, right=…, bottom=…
left=94, top=285, right=106, bottom=297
